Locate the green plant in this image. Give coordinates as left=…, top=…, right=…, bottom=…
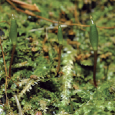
left=9, top=14, right=17, bottom=78
left=89, top=16, right=98, bottom=87
left=57, top=23, right=63, bottom=73
left=0, top=1, right=115, bottom=115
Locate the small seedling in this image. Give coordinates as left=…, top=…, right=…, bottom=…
left=9, top=14, right=17, bottom=78
left=89, top=16, right=98, bottom=87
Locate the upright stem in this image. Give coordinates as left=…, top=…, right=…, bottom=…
left=56, top=45, right=63, bottom=73
left=9, top=45, right=16, bottom=78
left=93, top=50, right=98, bottom=87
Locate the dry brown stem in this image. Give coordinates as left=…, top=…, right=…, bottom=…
left=10, top=0, right=40, bottom=12
left=0, top=37, right=8, bottom=105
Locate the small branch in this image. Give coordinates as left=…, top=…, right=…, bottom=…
left=6, top=0, right=26, bottom=13
left=0, top=37, right=8, bottom=105
left=6, top=0, right=57, bottom=23
left=14, top=95, right=23, bottom=115
left=10, top=0, right=40, bottom=12
left=97, top=26, right=115, bottom=29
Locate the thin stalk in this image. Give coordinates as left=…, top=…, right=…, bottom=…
left=93, top=50, right=98, bottom=87
left=0, top=37, right=9, bottom=105
left=9, top=45, right=16, bottom=78
left=56, top=45, right=63, bottom=73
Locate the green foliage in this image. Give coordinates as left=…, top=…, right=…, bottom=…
left=0, top=0, right=115, bottom=115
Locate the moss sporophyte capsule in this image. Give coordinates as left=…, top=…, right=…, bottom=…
left=89, top=16, right=98, bottom=51
left=9, top=14, right=17, bottom=45
left=89, top=16, right=98, bottom=87
left=9, top=14, right=17, bottom=78
left=56, top=23, right=63, bottom=73
left=58, top=23, right=63, bottom=45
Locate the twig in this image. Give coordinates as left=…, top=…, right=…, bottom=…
left=10, top=0, right=40, bottom=12
left=97, top=26, right=115, bottom=29
left=6, top=0, right=25, bottom=14
left=6, top=0, right=57, bottom=23
left=0, top=37, right=18, bottom=107
left=14, top=95, right=23, bottom=115
left=0, top=37, right=8, bottom=105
